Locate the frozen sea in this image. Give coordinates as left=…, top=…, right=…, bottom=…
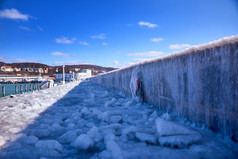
left=0, top=81, right=237, bottom=159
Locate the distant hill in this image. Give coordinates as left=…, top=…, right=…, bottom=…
left=8, top=62, right=49, bottom=68
left=0, top=62, right=117, bottom=75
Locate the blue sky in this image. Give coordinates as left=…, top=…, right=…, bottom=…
left=0, top=0, right=238, bottom=68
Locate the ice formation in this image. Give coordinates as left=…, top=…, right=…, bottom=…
left=0, top=81, right=237, bottom=158
left=130, top=67, right=144, bottom=101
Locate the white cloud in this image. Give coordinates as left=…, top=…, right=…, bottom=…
left=19, top=26, right=31, bottom=31
left=79, top=41, right=89, bottom=45
left=51, top=52, right=69, bottom=57
left=128, top=51, right=163, bottom=57
left=114, top=61, right=119, bottom=64
left=0, top=8, right=31, bottom=21
left=52, top=61, right=91, bottom=66
left=102, top=42, right=108, bottom=46
left=169, top=44, right=190, bottom=50
left=56, top=37, right=76, bottom=44
left=138, top=21, right=158, bottom=28
left=0, top=57, right=38, bottom=63
left=91, top=34, right=106, bottom=39
left=150, top=37, right=163, bottom=42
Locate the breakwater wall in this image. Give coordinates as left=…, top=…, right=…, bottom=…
left=90, top=35, right=238, bottom=141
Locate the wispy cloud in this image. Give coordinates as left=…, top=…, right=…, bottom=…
left=138, top=21, right=158, bottom=28
left=169, top=44, right=190, bottom=50
left=51, top=52, right=69, bottom=57
left=56, top=37, right=76, bottom=44
left=114, top=61, right=119, bottom=64
left=128, top=51, right=163, bottom=57
left=79, top=41, right=89, bottom=45
left=91, top=34, right=106, bottom=39
left=52, top=61, right=91, bottom=66
left=133, top=58, right=152, bottom=63
left=102, top=42, right=108, bottom=46
left=19, top=26, right=31, bottom=31
left=0, top=8, right=32, bottom=21
left=150, top=37, right=163, bottom=42
left=38, top=26, right=43, bottom=32
left=0, top=57, right=38, bottom=63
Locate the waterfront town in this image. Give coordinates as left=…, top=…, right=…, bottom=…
left=0, top=62, right=116, bottom=83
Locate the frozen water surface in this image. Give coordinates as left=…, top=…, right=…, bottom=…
left=0, top=81, right=237, bottom=159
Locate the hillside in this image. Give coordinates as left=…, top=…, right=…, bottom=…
left=0, top=62, right=117, bottom=75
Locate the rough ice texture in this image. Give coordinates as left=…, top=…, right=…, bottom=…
left=0, top=81, right=238, bottom=158
left=90, top=35, right=238, bottom=141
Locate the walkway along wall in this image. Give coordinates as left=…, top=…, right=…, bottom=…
left=90, top=35, right=238, bottom=141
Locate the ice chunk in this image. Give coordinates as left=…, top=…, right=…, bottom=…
left=104, top=98, right=116, bottom=107
left=35, top=140, right=63, bottom=152
left=160, top=112, right=171, bottom=121
left=10, top=133, right=27, bottom=142
left=110, top=115, right=122, bottom=123
left=72, top=134, right=94, bottom=150
left=25, top=135, right=39, bottom=145
left=104, top=133, right=116, bottom=142
left=87, top=126, right=102, bottom=143
left=49, top=123, right=65, bottom=136
left=99, top=150, right=112, bottom=159
left=105, top=140, right=123, bottom=159
left=121, top=126, right=138, bottom=142
left=97, top=111, right=110, bottom=122
left=58, top=130, right=77, bottom=144
left=155, top=118, right=201, bottom=148
left=81, top=107, right=90, bottom=115
left=37, top=148, right=60, bottom=158
left=149, top=111, right=158, bottom=120
left=135, top=132, right=157, bottom=145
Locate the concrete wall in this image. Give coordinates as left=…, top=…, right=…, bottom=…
left=90, top=36, right=238, bottom=141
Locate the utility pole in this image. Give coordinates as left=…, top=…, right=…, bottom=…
left=73, top=72, right=75, bottom=82
left=62, top=65, right=65, bottom=84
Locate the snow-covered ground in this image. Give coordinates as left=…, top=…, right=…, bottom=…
left=0, top=81, right=237, bottom=159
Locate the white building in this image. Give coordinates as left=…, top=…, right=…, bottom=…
left=1, top=65, right=13, bottom=72
left=55, top=69, right=92, bottom=82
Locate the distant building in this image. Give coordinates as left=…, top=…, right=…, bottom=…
left=13, top=67, right=21, bottom=72
left=44, top=67, right=48, bottom=74
left=22, top=67, right=34, bottom=72
left=55, top=69, right=92, bottom=82
left=1, top=65, right=13, bottom=72
left=78, top=69, right=92, bottom=79
left=34, top=68, right=44, bottom=73
left=73, top=68, right=80, bottom=72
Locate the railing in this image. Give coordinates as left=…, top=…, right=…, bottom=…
left=0, top=83, right=40, bottom=97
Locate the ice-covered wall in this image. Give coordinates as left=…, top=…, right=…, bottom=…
left=90, top=35, right=238, bottom=141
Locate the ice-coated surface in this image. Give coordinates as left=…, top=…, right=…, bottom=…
left=0, top=81, right=238, bottom=158
left=90, top=35, right=238, bottom=141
